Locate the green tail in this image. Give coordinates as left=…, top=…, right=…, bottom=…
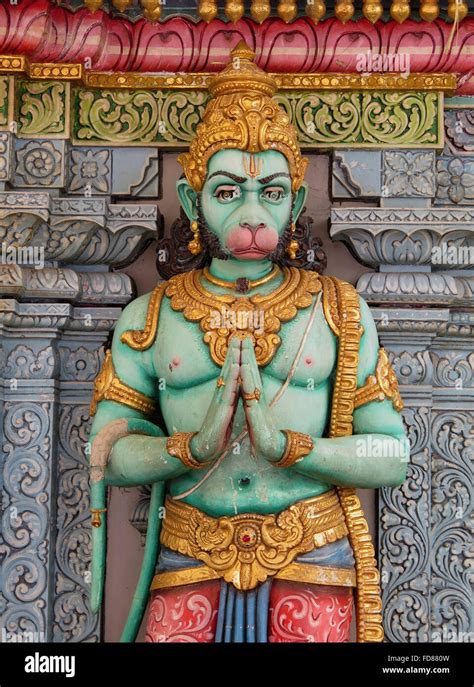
left=121, top=481, right=165, bottom=642
left=90, top=480, right=106, bottom=614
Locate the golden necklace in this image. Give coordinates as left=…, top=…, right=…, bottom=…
left=202, top=265, right=280, bottom=294
left=165, top=266, right=321, bottom=367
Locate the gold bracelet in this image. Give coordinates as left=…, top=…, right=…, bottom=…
left=167, top=432, right=212, bottom=470
left=273, top=430, right=314, bottom=468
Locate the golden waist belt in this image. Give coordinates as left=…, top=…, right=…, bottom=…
left=158, top=490, right=350, bottom=591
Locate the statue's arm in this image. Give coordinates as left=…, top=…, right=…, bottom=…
left=289, top=297, right=409, bottom=488
left=89, top=293, right=189, bottom=487
left=90, top=293, right=241, bottom=487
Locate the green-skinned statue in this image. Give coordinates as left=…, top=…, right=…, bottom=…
left=88, top=41, right=409, bottom=643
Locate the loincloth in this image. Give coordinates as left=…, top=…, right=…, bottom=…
left=151, top=489, right=356, bottom=593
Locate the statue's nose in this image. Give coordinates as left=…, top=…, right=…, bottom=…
left=240, top=222, right=266, bottom=232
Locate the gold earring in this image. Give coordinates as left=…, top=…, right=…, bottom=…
left=188, top=219, right=202, bottom=255
left=287, top=221, right=298, bottom=260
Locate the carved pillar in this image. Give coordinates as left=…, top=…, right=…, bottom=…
left=0, top=302, right=120, bottom=641
left=373, top=308, right=442, bottom=642
left=429, top=315, right=473, bottom=642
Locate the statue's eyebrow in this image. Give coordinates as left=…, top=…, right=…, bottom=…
left=207, top=171, right=247, bottom=183
left=258, top=172, right=291, bottom=184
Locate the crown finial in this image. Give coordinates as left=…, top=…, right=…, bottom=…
left=231, top=40, right=256, bottom=62
left=209, top=40, right=276, bottom=98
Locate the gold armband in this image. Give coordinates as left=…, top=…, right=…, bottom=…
left=273, top=430, right=314, bottom=468
left=354, top=348, right=404, bottom=412
left=120, top=282, right=166, bottom=351
left=90, top=350, right=156, bottom=417
left=166, top=431, right=212, bottom=470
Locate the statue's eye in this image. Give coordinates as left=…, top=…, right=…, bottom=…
left=262, top=187, right=284, bottom=202
left=215, top=185, right=241, bottom=202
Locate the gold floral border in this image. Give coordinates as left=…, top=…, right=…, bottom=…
left=0, top=56, right=457, bottom=92
left=0, top=57, right=452, bottom=148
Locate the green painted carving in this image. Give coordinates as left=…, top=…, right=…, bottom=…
left=158, top=91, right=209, bottom=143
left=0, top=76, right=10, bottom=129
left=73, top=88, right=208, bottom=146
left=275, top=91, right=441, bottom=148
left=17, top=81, right=69, bottom=138
left=4, top=81, right=442, bottom=148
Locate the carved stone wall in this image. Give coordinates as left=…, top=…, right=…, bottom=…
left=330, top=98, right=474, bottom=643
left=0, top=125, right=159, bottom=640
left=0, top=61, right=472, bottom=643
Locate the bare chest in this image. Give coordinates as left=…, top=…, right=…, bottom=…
left=153, top=297, right=337, bottom=390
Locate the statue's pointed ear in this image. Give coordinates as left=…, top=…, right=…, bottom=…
left=292, top=182, right=308, bottom=222
left=176, top=178, right=199, bottom=221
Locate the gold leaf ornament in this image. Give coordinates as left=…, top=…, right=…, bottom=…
left=390, top=0, right=411, bottom=23
left=335, top=0, right=355, bottom=23
left=420, top=0, right=439, bottom=21
left=112, top=0, right=133, bottom=11
left=225, top=0, right=245, bottom=22
left=250, top=0, right=271, bottom=23
left=198, top=0, right=218, bottom=22
left=165, top=267, right=322, bottom=367
left=161, top=490, right=348, bottom=590
left=84, top=0, right=104, bottom=10
left=306, top=0, right=326, bottom=23
left=140, top=0, right=162, bottom=21
left=447, top=0, right=468, bottom=21
left=277, top=0, right=298, bottom=22
left=363, top=0, right=384, bottom=23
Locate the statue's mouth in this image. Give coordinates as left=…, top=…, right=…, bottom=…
left=227, top=224, right=278, bottom=259
left=232, top=246, right=269, bottom=259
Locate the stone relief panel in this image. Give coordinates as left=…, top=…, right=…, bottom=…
left=68, top=148, right=111, bottom=195
left=13, top=139, right=66, bottom=188
left=332, top=150, right=382, bottom=198
left=382, top=151, right=436, bottom=198
left=1, top=303, right=120, bottom=641
left=444, top=110, right=474, bottom=156
left=54, top=402, right=98, bottom=642
left=436, top=156, right=474, bottom=205
left=1, top=399, right=54, bottom=640
left=0, top=131, right=12, bottom=183
left=430, top=409, right=473, bottom=642
left=379, top=402, right=432, bottom=642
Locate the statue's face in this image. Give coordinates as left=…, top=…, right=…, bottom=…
left=177, top=149, right=307, bottom=260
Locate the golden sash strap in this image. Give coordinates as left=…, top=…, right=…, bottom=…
left=150, top=562, right=356, bottom=592
left=322, top=276, right=384, bottom=643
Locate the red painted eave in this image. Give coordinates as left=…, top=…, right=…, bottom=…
left=0, top=0, right=473, bottom=94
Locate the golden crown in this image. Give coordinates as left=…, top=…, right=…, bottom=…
left=178, top=41, right=308, bottom=192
